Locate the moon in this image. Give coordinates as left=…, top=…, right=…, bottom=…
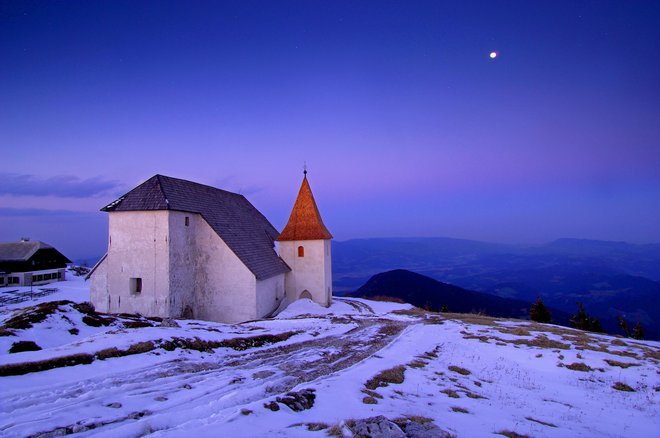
left=489, top=52, right=498, bottom=59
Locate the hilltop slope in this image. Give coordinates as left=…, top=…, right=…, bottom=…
left=0, top=275, right=658, bottom=437
left=350, top=269, right=571, bottom=325
left=333, top=237, right=660, bottom=339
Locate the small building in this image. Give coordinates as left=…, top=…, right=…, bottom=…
left=0, top=239, right=71, bottom=287
left=88, top=172, right=332, bottom=323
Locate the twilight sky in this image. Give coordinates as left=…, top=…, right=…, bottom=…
left=1, top=1, right=659, bottom=260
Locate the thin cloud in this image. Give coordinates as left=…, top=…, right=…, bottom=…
left=0, top=207, right=97, bottom=217
left=0, top=173, right=123, bottom=198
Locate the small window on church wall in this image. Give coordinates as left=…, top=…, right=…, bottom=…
left=298, top=246, right=304, bottom=257
left=185, top=216, right=189, bottom=226
left=130, top=277, right=142, bottom=294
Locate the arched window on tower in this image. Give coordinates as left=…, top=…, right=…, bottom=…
left=298, top=246, right=305, bottom=257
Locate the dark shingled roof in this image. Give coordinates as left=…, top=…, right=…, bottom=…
left=101, top=175, right=290, bottom=280
left=0, top=241, right=71, bottom=263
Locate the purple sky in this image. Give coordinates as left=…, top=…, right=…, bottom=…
left=1, top=1, right=659, bottom=260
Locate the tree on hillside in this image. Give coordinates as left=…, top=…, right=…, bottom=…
left=617, top=315, right=644, bottom=339
left=529, top=297, right=552, bottom=323
left=632, top=321, right=644, bottom=340
left=589, top=317, right=604, bottom=333
left=570, top=302, right=591, bottom=331
left=618, top=315, right=631, bottom=337
left=570, top=302, right=603, bottom=332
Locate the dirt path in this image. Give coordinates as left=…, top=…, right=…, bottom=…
left=334, top=297, right=375, bottom=314
left=2, top=316, right=412, bottom=437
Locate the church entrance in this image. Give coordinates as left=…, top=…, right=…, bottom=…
left=299, top=290, right=312, bottom=300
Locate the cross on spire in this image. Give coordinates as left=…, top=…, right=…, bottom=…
left=303, top=162, right=307, bottom=176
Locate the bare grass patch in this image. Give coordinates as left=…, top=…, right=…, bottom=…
left=408, top=359, right=428, bottom=369
left=391, top=308, right=427, bottom=317
left=565, top=362, right=593, bottom=372
left=9, top=340, right=41, bottom=353
left=0, top=353, right=94, bottom=376
left=604, top=359, right=640, bottom=368
left=463, top=391, right=487, bottom=399
left=440, top=389, right=460, bottom=398
left=361, top=389, right=383, bottom=399
left=526, top=417, right=557, bottom=427
left=446, top=313, right=500, bottom=326
left=448, top=365, right=471, bottom=375
left=612, top=382, right=635, bottom=392
left=362, top=396, right=377, bottom=404
left=365, top=365, right=406, bottom=390
left=496, top=431, right=531, bottom=438
left=378, top=324, right=403, bottom=336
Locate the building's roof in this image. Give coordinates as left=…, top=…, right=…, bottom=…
left=0, top=240, right=71, bottom=263
left=277, top=173, right=332, bottom=241
left=101, top=174, right=290, bottom=280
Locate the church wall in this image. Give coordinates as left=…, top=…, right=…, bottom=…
left=89, top=256, right=109, bottom=312
left=193, top=218, right=257, bottom=323
left=167, top=211, right=199, bottom=318
left=255, top=273, right=286, bottom=318
left=280, top=239, right=331, bottom=307
left=101, top=211, right=171, bottom=316
left=323, top=239, right=333, bottom=305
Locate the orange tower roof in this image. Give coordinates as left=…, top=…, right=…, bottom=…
left=277, top=173, right=332, bottom=241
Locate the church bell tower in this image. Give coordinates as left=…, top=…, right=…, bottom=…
left=277, top=170, right=333, bottom=307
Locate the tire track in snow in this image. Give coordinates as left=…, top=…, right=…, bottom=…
left=1, top=317, right=411, bottom=437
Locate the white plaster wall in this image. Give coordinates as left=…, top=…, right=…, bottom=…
left=90, top=259, right=109, bottom=312
left=280, top=239, right=332, bottom=307
left=167, top=211, right=198, bottom=318
left=255, top=273, right=286, bottom=318
left=102, top=211, right=171, bottom=316
left=193, top=218, right=257, bottom=323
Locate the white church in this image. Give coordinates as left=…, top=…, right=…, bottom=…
left=88, top=172, right=332, bottom=323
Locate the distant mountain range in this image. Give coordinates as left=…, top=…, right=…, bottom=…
left=334, top=237, right=660, bottom=339
left=350, top=269, right=571, bottom=325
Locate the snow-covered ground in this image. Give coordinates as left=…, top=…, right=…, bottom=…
left=0, top=272, right=658, bottom=437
